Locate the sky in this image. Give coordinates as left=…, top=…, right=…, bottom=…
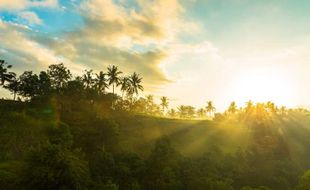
left=1, top=0, right=310, bottom=111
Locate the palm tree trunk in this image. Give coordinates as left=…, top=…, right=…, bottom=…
left=13, top=91, right=16, bottom=101
left=112, top=84, right=115, bottom=109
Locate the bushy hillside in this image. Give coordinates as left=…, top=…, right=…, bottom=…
left=1, top=100, right=310, bottom=190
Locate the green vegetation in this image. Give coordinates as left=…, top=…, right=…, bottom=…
left=1, top=60, right=310, bottom=189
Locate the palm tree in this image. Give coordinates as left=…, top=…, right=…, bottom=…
left=206, top=101, right=216, bottom=117
left=168, top=108, right=176, bottom=118
left=228, top=101, right=237, bottom=114
left=120, top=76, right=130, bottom=99
left=127, top=72, right=143, bottom=98
left=146, top=95, right=154, bottom=114
left=245, top=100, right=254, bottom=113
left=178, top=105, right=195, bottom=118
left=107, top=65, right=123, bottom=96
left=160, top=96, right=169, bottom=114
left=178, top=105, right=187, bottom=118
left=266, top=101, right=277, bottom=114
left=187, top=106, right=196, bottom=118
left=0, top=60, right=16, bottom=86
left=95, top=71, right=109, bottom=94
left=280, top=106, right=287, bottom=116
left=82, top=70, right=94, bottom=89
left=197, top=108, right=206, bottom=118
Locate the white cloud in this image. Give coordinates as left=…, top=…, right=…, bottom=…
left=0, top=20, right=85, bottom=74
left=29, top=0, right=58, bottom=8
left=0, top=0, right=58, bottom=10
left=0, top=0, right=204, bottom=91
left=18, top=11, right=43, bottom=25
left=0, top=0, right=28, bottom=10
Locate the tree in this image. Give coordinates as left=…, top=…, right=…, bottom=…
left=107, top=65, right=122, bottom=96
left=47, top=63, right=72, bottom=90
left=0, top=60, right=16, bottom=86
left=160, top=96, right=169, bottom=114
left=18, top=71, right=39, bottom=99
left=21, top=144, right=90, bottom=190
left=279, top=106, right=287, bottom=116
left=197, top=108, right=206, bottom=118
left=20, top=123, right=90, bottom=190
left=245, top=100, right=254, bottom=114
left=37, top=71, right=52, bottom=96
left=228, top=101, right=237, bottom=114
left=4, top=78, right=20, bottom=100
left=206, top=101, right=216, bottom=117
left=63, top=77, right=86, bottom=99
left=178, top=105, right=187, bottom=118
left=95, top=71, right=109, bottom=95
left=144, top=138, right=182, bottom=190
left=187, top=106, right=196, bottom=118
left=296, top=170, right=310, bottom=190
left=127, top=72, right=143, bottom=100
left=266, top=101, right=277, bottom=114
left=146, top=95, right=155, bottom=114
left=177, top=105, right=195, bottom=118
left=168, top=109, right=177, bottom=118
left=82, top=69, right=95, bottom=89
left=120, top=76, right=130, bottom=99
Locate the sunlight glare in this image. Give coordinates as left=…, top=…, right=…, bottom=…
left=229, top=67, right=299, bottom=107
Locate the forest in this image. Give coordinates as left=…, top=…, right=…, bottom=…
left=1, top=59, right=310, bottom=190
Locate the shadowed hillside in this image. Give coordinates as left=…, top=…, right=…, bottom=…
left=1, top=62, right=310, bottom=189
left=1, top=99, right=310, bottom=189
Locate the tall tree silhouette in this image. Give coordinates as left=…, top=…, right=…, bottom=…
left=0, top=60, right=16, bottom=86
left=168, top=108, right=177, bottom=118
left=127, top=72, right=143, bottom=98
left=82, top=70, right=95, bottom=89
left=245, top=100, right=254, bottom=114
left=120, top=76, right=130, bottom=99
left=228, top=101, right=237, bottom=114
left=95, top=71, right=109, bottom=95
left=107, top=65, right=122, bottom=96
left=126, top=72, right=143, bottom=108
left=47, top=63, right=72, bottom=90
left=18, top=71, right=40, bottom=99
left=280, top=106, right=287, bottom=116
left=206, top=101, right=216, bottom=117
left=146, top=95, right=155, bottom=114
left=266, top=101, right=277, bottom=114
left=197, top=108, right=206, bottom=118
left=37, top=71, right=52, bottom=96
left=4, top=78, right=20, bottom=100
left=178, top=105, right=187, bottom=118
left=160, top=96, right=169, bottom=114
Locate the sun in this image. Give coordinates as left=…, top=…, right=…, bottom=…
left=228, top=66, right=299, bottom=107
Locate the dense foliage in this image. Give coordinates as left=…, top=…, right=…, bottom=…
left=1, top=60, right=310, bottom=189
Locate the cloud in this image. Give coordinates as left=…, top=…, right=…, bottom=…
left=29, top=0, right=58, bottom=8
left=0, top=0, right=202, bottom=91
left=39, top=0, right=193, bottom=85
left=0, top=20, right=84, bottom=74
left=18, top=11, right=43, bottom=25
left=0, top=0, right=58, bottom=10
left=65, top=0, right=198, bottom=84
left=0, top=0, right=28, bottom=10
